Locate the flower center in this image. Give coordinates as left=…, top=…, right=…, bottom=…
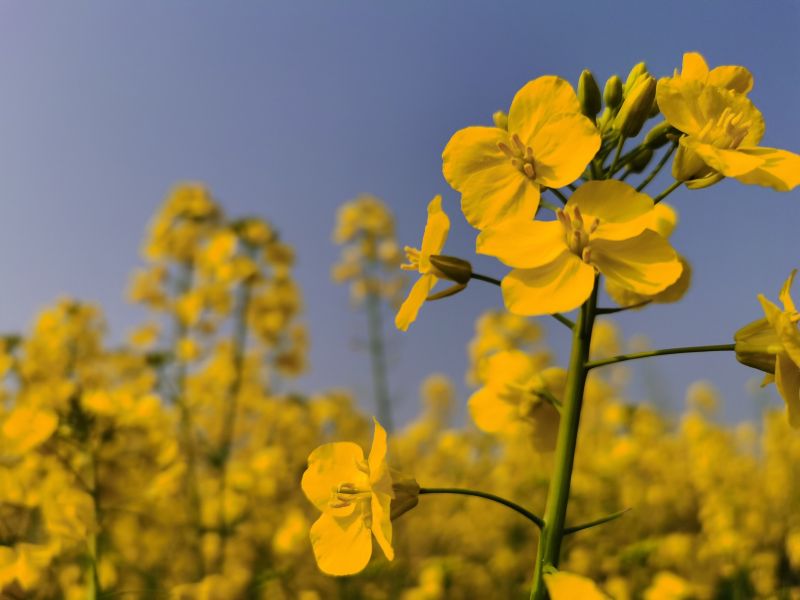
left=328, top=460, right=374, bottom=526
left=497, top=134, right=537, bottom=180
left=557, top=206, right=598, bottom=262
left=698, top=107, right=751, bottom=149
left=401, top=247, right=430, bottom=274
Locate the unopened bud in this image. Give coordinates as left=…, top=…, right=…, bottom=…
left=623, top=61, right=649, bottom=96
left=493, top=110, right=508, bottom=130
left=578, top=69, right=602, bottom=118
left=643, top=121, right=675, bottom=149
left=629, top=148, right=654, bottom=173
left=390, top=471, right=420, bottom=520
left=614, top=75, right=656, bottom=137
left=734, top=318, right=782, bottom=374
left=429, top=255, right=472, bottom=285
left=603, top=75, right=623, bottom=110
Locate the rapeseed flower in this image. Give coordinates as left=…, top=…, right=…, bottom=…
left=443, top=76, right=600, bottom=229
left=672, top=51, right=753, bottom=94
left=478, top=180, right=682, bottom=315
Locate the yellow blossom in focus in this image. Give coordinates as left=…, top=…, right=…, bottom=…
left=443, top=75, right=600, bottom=229
left=658, top=74, right=800, bottom=190
left=672, top=51, right=753, bottom=94
left=544, top=571, right=611, bottom=599
left=395, top=196, right=450, bottom=331
left=478, top=180, right=682, bottom=315
left=301, top=419, right=396, bottom=575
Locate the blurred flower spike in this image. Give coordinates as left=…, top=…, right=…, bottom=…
left=301, top=419, right=419, bottom=575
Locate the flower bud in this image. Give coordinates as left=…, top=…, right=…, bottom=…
left=613, top=75, right=656, bottom=138
left=623, top=61, right=649, bottom=96
left=389, top=471, right=420, bottom=520
left=429, top=255, right=472, bottom=285
left=603, top=75, right=623, bottom=110
left=629, top=148, right=653, bottom=173
left=578, top=69, right=602, bottom=119
left=643, top=121, right=675, bottom=149
left=734, top=318, right=782, bottom=374
left=492, top=110, right=508, bottom=130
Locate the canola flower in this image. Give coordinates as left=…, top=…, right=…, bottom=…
left=477, top=180, right=683, bottom=315
left=443, top=75, right=600, bottom=230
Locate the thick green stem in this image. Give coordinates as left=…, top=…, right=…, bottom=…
left=530, top=283, right=598, bottom=600
left=366, top=263, right=393, bottom=432
left=585, top=343, right=735, bottom=370
left=420, top=488, right=543, bottom=528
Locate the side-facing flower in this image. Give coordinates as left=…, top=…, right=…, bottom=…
left=443, top=76, right=600, bottom=230
left=301, top=419, right=418, bottom=575
left=478, top=180, right=682, bottom=316
left=468, top=350, right=563, bottom=452
left=672, top=51, right=753, bottom=95
left=748, top=270, right=800, bottom=428
left=395, top=196, right=450, bottom=331
left=658, top=77, right=800, bottom=190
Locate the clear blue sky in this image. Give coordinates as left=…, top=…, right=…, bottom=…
left=0, top=1, right=798, bottom=425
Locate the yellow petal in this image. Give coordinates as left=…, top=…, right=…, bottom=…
left=508, top=75, right=582, bottom=143
left=468, top=386, right=519, bottom=433
left=529, top=113, right=600, bottom=187
left=395, top=274, right=437, bottom=331
left=730, top=147, right=800, bottom=191
left=502, top=253, right=595, bottom=316
left=780, top=269, right=798, bottom=314
left=590, top=231, right=682, bottom=296
left=442, top=126, right=508, bottom=190
left=2, top=406, right=58, bottom=454
left=544, top=571, right=611, bottom=600
left=302, top=442, right=366, bottom=512
left=460, top=162, right=540, bottom=230
left=309, top=511, right=372, bottom=576
left=370, top=492, right=394, bottom=561
left=570, top=180, right=654, bottom=241
left=420, top=196, right=450, bottom=257
left=656, top=78, right=707, bottom=136
left=683, top=138, right=765, bottom=178
left=707, top=65, right=753, bottom=94
left=368, top=419, right=390, bottom=495
left=759, top=294, right=800, bottom=367
left=680, top=52, right=709, bottom=82
left=477, top=220, right=566, bottom=269
left=650, top=203, right=678, bottom=238
left=775, top=353, right=800, bottom=428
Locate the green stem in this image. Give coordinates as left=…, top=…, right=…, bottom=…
left=469, top=273, right=575, bottom=330
left=564, top=507, right=631, bottom=535
left=636, top=142, right=677, bottom=192
left=366, top=262, right=393, bottom=432
left=585, top=343, right=735, bottom=370
left=607, top=136, right=626, bottom=177
left=420, top=488, right=543, bottom=528
left=652, top=180, right=683, bottom=204
left=529, top=281, right=599, bottom=599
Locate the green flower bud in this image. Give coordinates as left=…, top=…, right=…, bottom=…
left=629, top=148, right=654, bottom=173
left=578, top=69, right=602, bottom=118
left=623, top=61, right=649, bottom=96
left=643, top=121, right=675, bottom=149
left=613, top=75, right=656, bottom=138
left=429, top=255, right=472, bottom=285
left=492, top=110, right=508, bottom=130
left=734, top=318, right=782, bottom=374
left=603, top=75, right=623, bottom=110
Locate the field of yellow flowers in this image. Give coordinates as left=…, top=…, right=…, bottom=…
left=2, top=51, right=800, bottom=600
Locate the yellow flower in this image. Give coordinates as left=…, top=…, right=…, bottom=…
left=2, top=406, right=58, bottom=454
left=672, top=51, right=753, bottom=94
left=657, top=77, right=800, bottom=191
left=301, top=419, right=396, bottom=575
left=443, top=76, right=600, bottom=229
left=544, top=571, right=611, bottom=599
left=468, top=350, right=563, bottom=451
left=755, top=270, right=800, bottom=428
left=395, top=196, right=450, bottom=331
left=478, top=180, right=682, bottom=315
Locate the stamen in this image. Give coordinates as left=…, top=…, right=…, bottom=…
left=582, top=247, right=592, bottom=263
left=589, top=218, right=600, bottom=234
left=497, top=142, right=515, bottom=158
left=523, top=163, right=535, bottom=178
left=512, top=134, right=526, bottom=153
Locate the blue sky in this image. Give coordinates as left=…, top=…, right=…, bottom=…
left=0, top=1, right=798, bottom=426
